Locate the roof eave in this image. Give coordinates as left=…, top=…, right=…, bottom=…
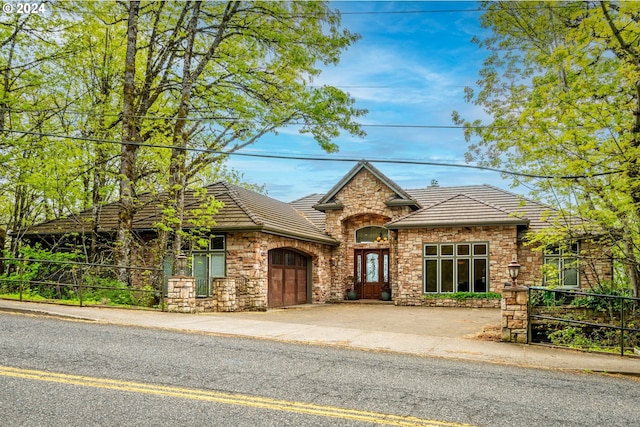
left=385, top=199, right=422, bottom=209
left=387, top=220, right=529, bottom=230
left=312, top=203, right=344, bottom=212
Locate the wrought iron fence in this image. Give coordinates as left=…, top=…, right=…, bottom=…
left=0, top=257, right=165, bottom=310
left=528, top=286, right=640, bottom=357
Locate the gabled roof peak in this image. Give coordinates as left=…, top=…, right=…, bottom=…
left=314, top=161, right=420, bottom=210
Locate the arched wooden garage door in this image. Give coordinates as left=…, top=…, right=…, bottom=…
left=268, top=249, right=308, bottom=308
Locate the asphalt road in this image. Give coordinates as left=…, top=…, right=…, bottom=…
left=1, top=312, right=638, bottom=426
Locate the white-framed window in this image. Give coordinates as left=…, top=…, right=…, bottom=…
left=355, top=226, right=388, bottom=243
left=163, top=236, right=226, bottom=298
left=543, top=243, right=579, bottom=288
left=423, top=242, right=488, bottom=293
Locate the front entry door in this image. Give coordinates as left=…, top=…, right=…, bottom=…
left=354, top=249, right=389, bottom=299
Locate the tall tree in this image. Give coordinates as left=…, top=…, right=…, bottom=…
left=0, top=8, right=83, bottom=255
left=114, top=0, right=366, bottom=268
left=453, top=1, right=640, bottom=295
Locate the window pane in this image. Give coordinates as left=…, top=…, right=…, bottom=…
left=457, top=244, right=470, bottom=256
left=383, top=254, right=389, bottom=283
left=210, top=236, right=224, bottom=250
left=424, top=245, right=438, bottom=256
left=366, top=253, right=379, bottom=282
left=473, top=259, right=487, bottom=292
left=441, top=259, right=454, bottom=292
left=457, top=259, right=470, bottom=292
left=564, top=258, right=578, bottom=287
left=210, top=253, right=225, bottom=278
left=193, top=254, right=208, bottom=282
left=425, top=259, right=438, bottom=292
left=271, top=250, right=283, bottom=265
left=544, top=257, right=560, bottom=285
left=473, top=244, right=487, bottom=255
left=356, top=227, right=388, bottom=243
left=285, top=252, right=296, bottom=266
left=441, top=245, right=454, bottom=256
left=297, top=255, right=307, bottom=267
left=356, top=254, right=362, bottom=283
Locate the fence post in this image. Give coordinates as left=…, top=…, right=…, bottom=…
left=620, top=296, right=625, bottom=357
left=18, top=259, right=24, bottom=301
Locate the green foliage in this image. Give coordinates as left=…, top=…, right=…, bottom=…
left=530, top=290, right=566, bottom=307
left=0, top=246, right=158, bottom=308
left=571, top=283, right=635, bottom=321
left=422, top=292, right=501, bottom=300
left=2, top=1, right=365, bottom=266
left=548, top=327, right=595, bottom=348
left=454, top=1, right=640, bottom=296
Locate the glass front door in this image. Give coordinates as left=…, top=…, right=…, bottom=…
left=354, top=249, right=389, bottom=299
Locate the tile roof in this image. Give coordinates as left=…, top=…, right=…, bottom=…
left=289, top=193, right=326, bottom=230
left=386, top=193, right=528, bottom=229
left=23, top=182, right=337, bottom=246
left=290, top=185, right=559, bottom=232
left=403, top=185, right=556, bottom=231
left=22, top=163, right=563, bottom=244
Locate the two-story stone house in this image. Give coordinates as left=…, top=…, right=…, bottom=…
left=22, top=161, right=612, bottom=311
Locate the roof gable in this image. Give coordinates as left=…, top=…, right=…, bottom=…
left=314, top=161, right=420, bottom=211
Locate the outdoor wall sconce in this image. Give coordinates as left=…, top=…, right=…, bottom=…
left=177, top=253, right=187, bottom=276
left=507, top=257, right=521, bottom=287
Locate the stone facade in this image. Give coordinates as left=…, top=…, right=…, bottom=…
left=166, top=163, right=614, bottom=313
left=323, top=168, right=412, bottom=300
left=179, top=231, right=336, bottom=312
left=393, top=225, right=518, bottom=305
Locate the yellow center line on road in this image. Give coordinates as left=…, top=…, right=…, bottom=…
left=0, top=365, right=478, bottom=427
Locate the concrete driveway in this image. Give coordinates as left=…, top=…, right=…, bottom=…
left=222, top=302, right=502, bottom=339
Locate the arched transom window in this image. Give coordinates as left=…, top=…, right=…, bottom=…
left=356, top=226, right=388, bottom=243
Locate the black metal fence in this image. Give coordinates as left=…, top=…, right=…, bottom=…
left=528, top=286, right=640, bottom=357
left=0, top=257, right=165, bottom=310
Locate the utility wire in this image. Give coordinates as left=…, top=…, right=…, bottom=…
left=1, top=127, right=622, bottom=180
left=0, top=107, right=604, bottom=131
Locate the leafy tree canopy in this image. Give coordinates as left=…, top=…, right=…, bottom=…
left=453, top=1, right=640, bottom=295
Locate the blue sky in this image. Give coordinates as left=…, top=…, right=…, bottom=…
left=226, top=1, right=509, bottom=202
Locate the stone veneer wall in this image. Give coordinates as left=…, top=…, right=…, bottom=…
left=219, top=231, right=335, bottom=311
left=394, top=225, right=519, bottom=306
left=323, top=168, right=412, bottom=298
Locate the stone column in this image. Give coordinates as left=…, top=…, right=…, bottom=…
left=214, top=278, right=237, bottom=312
left=166, top=276, right=196, bottom=313
left=501, top=286, right=529, bottom=343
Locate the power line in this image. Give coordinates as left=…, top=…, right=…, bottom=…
left=1, top=127, right=622, bottom=180
left=0, top=107, right=601, bottom=131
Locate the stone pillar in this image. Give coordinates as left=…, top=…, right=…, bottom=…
left=214, top=278, right=237, bottom=312
left=166, top=276, right=196, bottom=313
left=501, top=286, right=529, bottom=343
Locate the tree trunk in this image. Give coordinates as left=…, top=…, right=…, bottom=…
left=117, top=0, right=140, bottom=281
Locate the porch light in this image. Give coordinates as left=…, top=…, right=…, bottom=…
left=177, top=253, right=187, bottom=276
left=507, top=257, right=521, bottom=287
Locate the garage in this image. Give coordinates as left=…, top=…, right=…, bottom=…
left=268, top=249, right=308, bottom=308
